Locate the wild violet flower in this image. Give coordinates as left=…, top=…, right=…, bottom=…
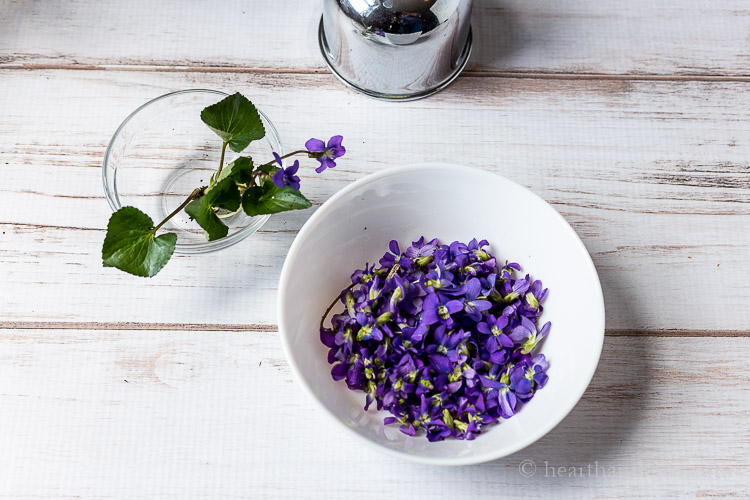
left=477, top=313, right=512, bottom=353
left=379, top=240, right=413, bottom=270
left=460, top=277, right=492, bottom=321
left=306, top=135, right=346, bottom=173
left=422, top=292, right=463, bottom=326
left=405, top=236, right=438, bottom=264
left=510, top=354, right=549, bottom=402
left=520, top=320, right=551, bottom=354
left=272, top=159, right=301, bottom=190
left=425, top=260, right=460, bottom=295
left=320, top=237, right=551, bottom=441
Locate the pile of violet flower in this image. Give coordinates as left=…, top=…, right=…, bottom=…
left=320, top=238, right=551, bottom=441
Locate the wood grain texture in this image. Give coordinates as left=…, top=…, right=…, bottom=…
left=1, top=1, right=749, bottom=497
left=1, top=69, right=749, bottom=331
left=3, top=0, right=750, bottom=78
left=0, top=329, right=748, bottom=499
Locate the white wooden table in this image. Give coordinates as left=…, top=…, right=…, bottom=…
left=1, top=1, right=749, bottom=497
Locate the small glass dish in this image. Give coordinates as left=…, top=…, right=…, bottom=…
left=103, top=89, right=283, bottom=254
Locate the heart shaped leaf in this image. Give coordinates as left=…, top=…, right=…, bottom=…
left=200, top=93, right=265, bottom=153
left=102, top=207, right=177, bottom=277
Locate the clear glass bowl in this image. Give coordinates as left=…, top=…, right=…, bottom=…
left=102, top=89, right=283, bottom=254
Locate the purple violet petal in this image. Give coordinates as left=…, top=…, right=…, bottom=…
left=473, top=299, right=492, bottom=312
left=446, top=300, right=464, bottom=314
left=305, top=138, right=326, bottom=153
left=320, top=329, right=336, bottom=348
left=463, top=278, right=481, bottom=299
left=429, top=354, right=451, bottom=373
left=331, top=363, right=347, bottom=381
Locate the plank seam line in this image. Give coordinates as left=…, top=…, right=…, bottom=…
left=3, top=64, right=750, bottom=82
left=0, top=322, right=278, bottom=332
left=2, top=322, right=748, bottom=337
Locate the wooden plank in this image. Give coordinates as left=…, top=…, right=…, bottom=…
left=2, top=0, right=750, bottom=77
left=0, top=330, right=747, bottom=498
left=1, top=69, right=749, bottom=331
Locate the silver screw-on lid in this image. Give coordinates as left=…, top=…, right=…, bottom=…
left=320, top=0, right=473, bottom=101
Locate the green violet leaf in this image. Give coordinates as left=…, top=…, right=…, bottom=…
left=214, top=156, right=255, bottom=185
left=242, top=180, right=312, bottom=216
left=102, top=206, right=177, bottom=277
left=207, top=177, right=242, bottom=212
left=185, top=178, right=241, bottom=241
left=200, top=93, right=265, bottom=153
left=256, top=162, right=281, bottom=174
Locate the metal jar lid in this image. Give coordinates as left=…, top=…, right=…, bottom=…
left=319, top=0, right=473, bottom=101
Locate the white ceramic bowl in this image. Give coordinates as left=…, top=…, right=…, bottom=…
left=278, top=164, right=605, bottom=465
